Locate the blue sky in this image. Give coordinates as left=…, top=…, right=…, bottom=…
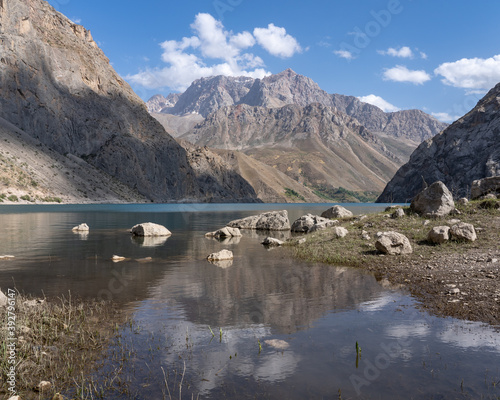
left=48, top=0, right=500, bottom=122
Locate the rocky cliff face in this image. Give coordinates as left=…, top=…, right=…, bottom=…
left=0, top=0, right=258, bottom=202
left=184, top=103, right=400, bottom=192
left=330, top=94, right=447, bottom=143
left=377, top=82, right=500, bottom=202
left=146, top=93, right=180, bottom=113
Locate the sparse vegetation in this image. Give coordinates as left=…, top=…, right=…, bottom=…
left=284, top=187, right=306, bottom=202
left=311, top=185, right=379, bottom=203
left=7, top=195, right=18, bottom=202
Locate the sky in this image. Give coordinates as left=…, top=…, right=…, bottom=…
left=47, top=0, right=500, bottom=122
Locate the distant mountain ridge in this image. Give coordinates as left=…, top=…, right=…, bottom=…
left=149, top=69, right=448, bottom=145
left=377, top=82, right=500, bottom=202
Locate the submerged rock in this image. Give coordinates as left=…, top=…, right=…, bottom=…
left=261, top=237, right=284, bottom=247
left=205, top=227, right=242, bottom=238
left=375, top=231, right=412, bottom=255
left=207, top=249, right=234, bottom=261
left=227, top=210, right=290, bottom=231
left=72, top=223, right=89, bottom=232
left=131, top=222, right=171, bottom=237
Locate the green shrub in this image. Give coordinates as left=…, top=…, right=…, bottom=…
left=7, top=195, right=18, bottom=202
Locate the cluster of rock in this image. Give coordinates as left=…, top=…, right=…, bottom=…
left=428, top=222, right=477, bottom=244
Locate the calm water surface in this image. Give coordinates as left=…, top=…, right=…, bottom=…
left=0, top=203, right=499, bottom=399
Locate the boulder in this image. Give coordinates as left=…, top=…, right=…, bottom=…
left=131, top=222, right=171, bottom=237
left=72, top=223, right=89, bottom=232
left=450, top=222, right=477, bottom=242
left=261, top=237, right=284, bottom=247
left=205, top=227, right=242, bottom=238
left=321, top=205, right=353, bottom=219
left=471, top=177, right=500, bottom=200
left=291, top=214, right=337, bottom=233
left=207, top=249, right=234, bottom=261
left=385, top=205, right=402, bottom=212
left=36, top=381, right=52, bottom=392
left=457, top=198, right=469, bottom=206
left=410, top=181, right=455, bottom=218
left=375, top=232, right=413, bottom=255
left=427, top=226, right=451, bottom=244
left=227, top=210, right=290, bottom=231
left=333, top=227, right=349, bottom=238
left=0, top=290, right=7, bottom=307
left=392, top=208, right=405, bottom=219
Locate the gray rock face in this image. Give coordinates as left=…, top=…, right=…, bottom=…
left=207, top=249, right=234, bottom=261
left=227, top=210, right=291, bottom=231
left=471, top=177, right=500, bottom=199
left=321, top=205, right=354, bottom=219
left=146, top=94, right=180, bottom=113
left=0, top=0, right=257, bottom=203
left=428, top=226, right=451, bottom=244
left=375, top=232, right=413, bottom=255
left=410, top=181, right=455, bottom=218
left=291, top=214, right=337, bottom=233
left=131, top=223, right=172, bottom=237
left=450, top=223, right=477, bottom=242
left=378, top=82, right=500, bottom=202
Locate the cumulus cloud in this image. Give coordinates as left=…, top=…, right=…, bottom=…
left=253, top=23, right=302, bottom=58
left=431, top=112, right=460, bottom=123
left=378, top=46, right=413, bottom=58
left=383, top=65, right=431, bottom=85
left=127, top=14, right=301, bottom=91
left=358, top=94, right=400, bottom=112
left=334, top=49, right=355, bottom=60
left=434, top=54, right=500, bottom=90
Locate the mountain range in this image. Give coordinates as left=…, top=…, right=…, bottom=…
left=148, top=69, right=447, bottom=201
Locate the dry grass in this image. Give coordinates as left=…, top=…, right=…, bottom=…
left=0, top=292, right=125, bottom=399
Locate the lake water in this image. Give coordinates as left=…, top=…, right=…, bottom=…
left=0, top=203, right=499, bottom=399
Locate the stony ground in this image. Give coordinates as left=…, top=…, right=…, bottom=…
left=290, top=199, right=500, bottom=327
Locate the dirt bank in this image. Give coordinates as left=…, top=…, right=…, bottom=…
left=290, top=200, right=500, bottom=327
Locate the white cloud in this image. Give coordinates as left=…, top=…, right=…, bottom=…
left=434, top=54, right=500, bottom=90
left=358, top=94, right=400, bottom=112
left=383, top=65, right=431, bottom=85
left=334, top=49, right=355, bottom=60
left=378, top=46, right=413, bottom=58
left=127, top=14, right=302, bottom=91
left=253, top=23, right=302, bottom=58
left=431, top=112, right=460, bottom=123
left=420, top=51, right=428, bottom=60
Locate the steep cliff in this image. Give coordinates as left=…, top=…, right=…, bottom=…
left=0, top=0, right=258, bottom=202
left=377, top=83, right=500, bottom=202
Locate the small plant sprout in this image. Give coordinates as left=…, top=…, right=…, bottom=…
left=356, top=341, right=361, bottom=356
left=219, top=327, right=223, bottom=342
left=258, top=339, right=262, bottom=354
left=208, top=326, right=215, bottom=337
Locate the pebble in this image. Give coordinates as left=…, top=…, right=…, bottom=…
left=448, top=288, right=461, bottom=295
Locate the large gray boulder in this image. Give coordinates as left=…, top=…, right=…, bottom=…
left=375, top=232, right=413, bottom=255
left=131, top=222, right=172, bottom=237
left=227, top=210, right=290, bottom=231
left=321, top=205, right=353, bottom=219
left=471, top=177, right=500, bottom=200
left=410, top=181, right=455, bottom=218
left=291, top=214, right=337, bottom=233
left=450, top=222, right=477, bottom=242
left=427, top=226, right=450, bottom=244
